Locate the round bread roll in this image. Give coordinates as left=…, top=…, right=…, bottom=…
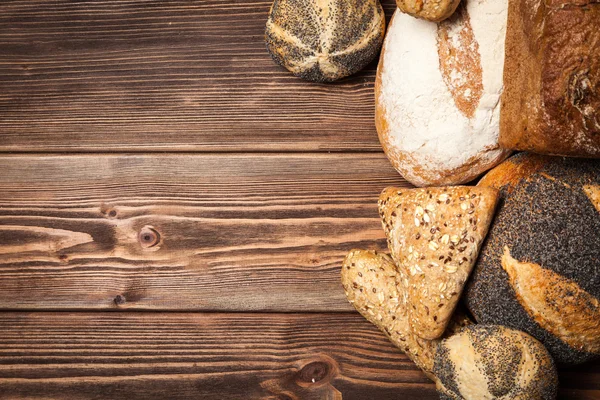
left=465, top=153, right=600, bottom=365
left=396, top=0, right=461, bottom=22
left=434, top=325, right=558, bottom=400
left=375, top=3, right=511, bottom=187
left=265, top=0, right=385, bottom=82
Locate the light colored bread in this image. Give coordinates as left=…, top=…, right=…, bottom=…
left=434, top=325, right=558, bottom=400
left=375, top=6, right=511, bottom=187
left=340, top=249, right=472, bottom=380
left=265, top=0, right=385, bottom=82
left=378, top=186, right=498, bottom=340
left=499, top=0, right=600, bottom=157
left=466, top=152, right=600, bottom=364
left=396, top=0, right=461, bottom=22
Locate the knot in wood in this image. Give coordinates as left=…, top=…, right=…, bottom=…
left=297, top=361, right=331, bottom=384
left=138, top=226, right=160, bottom=249
left=113, top=294, right=126, bottom=305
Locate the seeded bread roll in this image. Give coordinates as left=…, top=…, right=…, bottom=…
left=378, top=186, right=498, bottom=340
left=396, top=0, right=461, bottom=22
left=434, top=325, right=558, bottom=400
left=265, top=0, right=385, bottom=82
left=465, top=153, right=600, bottom=365
left=375, top=5, right=511, bottom=187
left=341, top=249, right=472, bottom=379
left=499, top=0, right=600, bottom=157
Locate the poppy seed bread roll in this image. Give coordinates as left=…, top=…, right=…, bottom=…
left=265, top=0, right=385, bottom=82
left=466, top=153, right=600, bottom=365
left=434, top=325, right=558, bottom=400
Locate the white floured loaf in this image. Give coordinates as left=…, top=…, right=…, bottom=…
left=375, top=3, right=511, bottom=187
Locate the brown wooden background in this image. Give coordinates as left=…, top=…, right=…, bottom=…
left=0, top=1, right=598, bottom=399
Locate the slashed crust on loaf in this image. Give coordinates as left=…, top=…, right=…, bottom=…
left=378, top=186, right=498, bottom=340
left=502, top=247, right=600, bottom=355
left=499, top=0, right=600, bottom=157
left=340, top=249, right=471, bottom=380
left=375, top=10, right=510, bottom=187
left=265, top=0, right=385, bottom=82
left=434, top=325, right=558, bottom=400
left=396, top=0, right=461, bottom=22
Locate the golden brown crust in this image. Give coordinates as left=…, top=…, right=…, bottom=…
left=340, top=249, right=472, bottom=380
left=500, top=0, right=600, bottom=157
left=396, top=0, right=461, bottom=22
left=378, top=186, right=498, bottom=340
left=477, top=152, right=550, bottom=192
left=501, top=247, right=600, bottom=355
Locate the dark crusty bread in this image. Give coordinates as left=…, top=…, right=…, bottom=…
left=499, top=0, right=600, bottom=157
left=465, top=153, right=600, bottom=365
left=434, top=325, right=558, bottom=400
left=265, top=0, right=385, bottom=82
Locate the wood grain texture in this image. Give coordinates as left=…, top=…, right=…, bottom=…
left=0, top=312, right=437, bottom=400
left=0, top=0, right=396, bottom=152
left=0, top=312, right=597, bottom=400
left=0, top=153, right=407, bottom=311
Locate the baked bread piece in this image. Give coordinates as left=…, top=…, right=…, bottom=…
left=341, top=249, right=472, bottom=379
left=499, top=0, right=600, bottom=157
left=434, top=325, right=558, bottom=400
left=396, top=0, right=461, bottom=22
left=378, top=186, right=498, bottom=340
left=375, top=5, right=511, bottom=187
left=265, top=0, right=385, bottom=82
left=465, top=153, right=600, bottom=364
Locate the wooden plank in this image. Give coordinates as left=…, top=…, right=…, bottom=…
left=0, top=0, right=396, bottom=152
left=0, top=153, right=407, bottom=311
left=0, top=312, right=435, bottom=400
left=0, top=312, right=597, bottom=400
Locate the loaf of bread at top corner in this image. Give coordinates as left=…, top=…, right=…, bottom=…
left=499, top=0, right=600, bottom=157
left=375, top=2, right=511, bottom=187
left=265, top=0, right=385, bottom=83
left=396, top=0, right=461, bottom=22
left=465, top=152, right=600, bottom=365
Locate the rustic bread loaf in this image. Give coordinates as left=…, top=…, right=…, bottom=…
left=396, top=0, right=461, bottom=22
left=375, top=4, right=511, bottom=187
left=465, top=153, right=600, bottom=365
left=265, top=0, right=385, bottom=82
left=378, top=186, right=498, bottom=340
left=499, top=0, right=600, bottom=157
left=341, top=249, right=472, bottom=379
left=435, top=325, right=558, bottom=400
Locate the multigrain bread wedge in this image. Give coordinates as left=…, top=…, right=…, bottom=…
left=341, top=249, right=472, bottom=379
left=435, top=325, right=558, bottom=399
left=378, top=186, right=498, bottom=340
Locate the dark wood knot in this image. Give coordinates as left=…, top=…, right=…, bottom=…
left=114, top=294, right=126, bottom=305
left=296, top=361, right=331, bottom=384
left=138, top=226, right=160, bottom=249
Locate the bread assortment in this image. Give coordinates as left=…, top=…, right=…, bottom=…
left=435, top=325, right=558, bottom=399
left=265, top=0, right=385, bottom=82
left=499, top=0, right=600, bottom=157
left=262, top=0, right=600, bottom=394
left=375, top=3, right=511, bottom=187
left=465, top=153, right=600, bottom=365
left=378, top=186, right=498, bottom=339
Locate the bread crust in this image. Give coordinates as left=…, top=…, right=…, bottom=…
left=500, top=0, right=600, bottom=157
left=396, top=0, right=461, bottom=22
left=467, top=152, right=600, bottom=364
left=266, top=0, right=386, bottom=82
left=375, top=10, right=510, bottom=187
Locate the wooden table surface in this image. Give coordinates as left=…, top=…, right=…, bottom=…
left=0, top=1, right=598, bottom=399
